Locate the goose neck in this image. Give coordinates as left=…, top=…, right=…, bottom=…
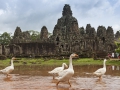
left=11, top=59, right=14, bottom=66
left=62, top=63, right=65, bottom=68
left=69, top=56, right=73, bottom=69
left=103, top=60, right=106, bottom=68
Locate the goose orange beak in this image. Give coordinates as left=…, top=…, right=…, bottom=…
left=12, top=57, right=17, bottom=60
left=75, top=54, right=79, bottom=57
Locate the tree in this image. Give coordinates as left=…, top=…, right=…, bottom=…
left=28, top=30, right=40, bottom=41
left=48, top=32, right=52, bottom=38
left=115, top=41, right=120, bottom=53
left=0, top=32, right=12, bottom=45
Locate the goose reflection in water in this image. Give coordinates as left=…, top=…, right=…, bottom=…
left=111, top=65, right=120, bottom=70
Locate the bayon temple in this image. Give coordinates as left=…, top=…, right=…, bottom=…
left=1, top=4, right=120, bottom=59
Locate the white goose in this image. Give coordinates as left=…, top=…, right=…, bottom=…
left=48, top=63, right=68, bottom=79
left=93, top=59, right=107, bottom=81
left=56, top=53, right=78, bottom=87
left=0, top=57, right=16, bottom=77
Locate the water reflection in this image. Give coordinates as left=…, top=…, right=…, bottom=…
left=13, top=65, right=120, bottom=77
left=111, top=65, right=120, bottom=70
left=112, top=65, right=115, bottom=70
left=0, top=65, right=120, bottom=77
left=3, top=77, right=12, bottom=81
left=0, top=65, right=120, bottom=90
left=116, top=66, right=119, bottom=70
left=56, top=86, right=70, bottom=90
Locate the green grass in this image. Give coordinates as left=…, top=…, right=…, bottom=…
left=0, top=58, right=120, bottom=67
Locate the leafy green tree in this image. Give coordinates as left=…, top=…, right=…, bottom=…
left=115, top=41, right=120, bottom=53
left=0, top=32, right=12, bottom=45
left=48, top=32, right=52, bottom=38
left=28, top=30, right=40, bottom=41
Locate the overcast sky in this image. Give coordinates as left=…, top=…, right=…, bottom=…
left=0, top=0, right=120, bottom=35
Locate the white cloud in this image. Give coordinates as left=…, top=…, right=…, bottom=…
left=113, top=24, right=120, bottom=31
left=0, top=9, right=5, bottom=15
left=0, top=0, right=120, bottom=34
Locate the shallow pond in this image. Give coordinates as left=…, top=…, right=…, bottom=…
left=0, top=65, right=120, bottom=90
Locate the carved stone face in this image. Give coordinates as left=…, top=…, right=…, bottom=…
left=62, top=4, right=72, bottom=16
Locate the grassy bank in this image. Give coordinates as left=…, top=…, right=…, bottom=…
left=0, top=58, right=120, bottom=67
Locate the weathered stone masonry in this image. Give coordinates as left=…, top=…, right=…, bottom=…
left=1, top=4, right=119, bottom=59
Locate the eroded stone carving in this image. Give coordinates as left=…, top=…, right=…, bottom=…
left=40, top=26, right=48, bottom=41
left=1, top=4, right=118, bottom=59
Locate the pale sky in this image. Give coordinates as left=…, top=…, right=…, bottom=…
left=0, top=0, right=120, bottom=34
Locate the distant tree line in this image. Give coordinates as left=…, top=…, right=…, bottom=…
left=115, top=41, right=120, bottom=53
left=28, top=30, right=40, bottom=41
left=0, top=30, right=52, bottom=45
left=0, top=32, right=12, bottom=45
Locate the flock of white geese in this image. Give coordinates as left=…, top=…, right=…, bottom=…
left=0, top=53, right=107, bottom=87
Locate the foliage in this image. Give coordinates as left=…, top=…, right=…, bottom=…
left=28, top=30, right=40, bottom=41
left=0, top=32, right=12, bottom=45
left=115, top=41, right=120, bottom=53
left=48, top=32, right=52, bottom=38
left=0, top=30, right=52, bottom=44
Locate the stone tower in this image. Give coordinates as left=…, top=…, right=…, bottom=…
left=40, top=26, right=48, bottom=41
left=106, top=26, right=114, bottom=41
left=12, top=26, right=30, bottom=43
left=86, top=24, right=96, bottom=38
left=51, top=4, right=80, bottom=54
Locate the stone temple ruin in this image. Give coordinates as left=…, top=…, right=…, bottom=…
left=0, top=4, right=119, bottom=59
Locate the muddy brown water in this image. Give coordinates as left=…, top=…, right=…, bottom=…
left=0, top=65, right=120, bottom=90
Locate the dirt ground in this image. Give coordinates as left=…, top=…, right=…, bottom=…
left=0, top=74, right=120, bottom=90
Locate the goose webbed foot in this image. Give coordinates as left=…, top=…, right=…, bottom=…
left=6, top=74, right=12, bottom=78
left=68, top=80, right=71, bottom=87
left=56, top=81, right=60, bottom=86
left=96, top=76, right=102, bottom=82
